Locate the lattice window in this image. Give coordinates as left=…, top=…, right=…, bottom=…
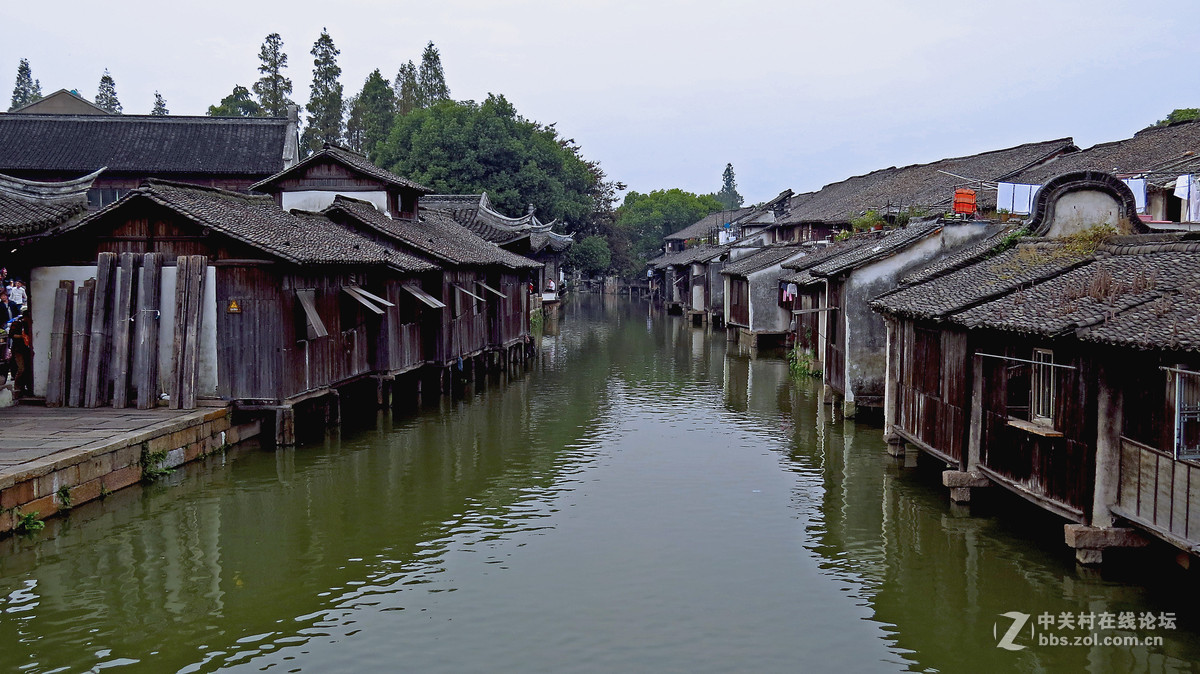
left=1174, top=367, right=1200, bottom=460
left=1030, top=348, right=1056, bottom=426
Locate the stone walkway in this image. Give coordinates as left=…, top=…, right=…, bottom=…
left=0, top=406, right=203, bottom=470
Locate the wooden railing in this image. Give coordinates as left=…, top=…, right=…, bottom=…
left=1116, top=437, right=1200, bottom=548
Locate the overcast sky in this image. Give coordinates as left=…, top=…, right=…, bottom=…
left=4, top=1, right=1198, bottom=206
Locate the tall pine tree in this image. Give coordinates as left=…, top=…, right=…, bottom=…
left=9, top=58, right=42, bottom=111
left=151, top=91, right=169, bottom=115
left=95, top=69, right=122, bottom=114
left=253, top=33, right=294, bottom=117
left=417, top=41, right=449, bottom=104
left=715, top=163, right=744, bottom=210
left=301, top=29, right=344, bottom=154
left=394, top=61, right=420, bottom=115
left=345, top=69, right=395, bottom=160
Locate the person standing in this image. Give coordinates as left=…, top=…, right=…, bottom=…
left=8, top=280, right=26, bottom=315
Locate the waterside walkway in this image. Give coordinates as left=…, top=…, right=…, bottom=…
left=0, top=405, right=260, bottom=534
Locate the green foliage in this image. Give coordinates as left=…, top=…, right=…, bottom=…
left=894, top=207, right=928, bottom=228
left=530, top=308, right=544, bottom=333
left=850, top=210, right=885, bottom=231
left=833, top=230, right=852, bottom=241
left=568, top=235, right=611, bottom=275
left=150, top=91, right=169, bottom=116
left=1154, top=108, right=1200, bottom=127
left=1061, top=224, right=1117, bottom=255
left=56, top=484, right=73, bottom=510
left=991, top=226, right=1029, bottom=256
left=302, top=28, right=344, bottom=154
left=140, top=446, right=174, bottom=482
left=9, top=58, right=41, bottom=111
left=615, top=189, right=723, bottom=260
left=377, top=94, right=598, bottom=226
left=14, top=508, right=44, bottom=533
left=787, top=346, right=821, bottom=378
left=715, top=163, right=744, bottom=210
left=417, top=41, right=450, bottom=105
left=393, top=61, right=419, bottom=116
left=207, top=85, right=263, bottom=117
left=345, top=69, right=395, bottom=160
left=95, top=69, right=122, bottom=114
left=253, top=32, right=294, bottom=117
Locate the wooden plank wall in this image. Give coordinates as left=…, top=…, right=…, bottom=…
left=896, top=321, right=969, bottom=464
left=729, top=278, right=750, bottom=327
left=169, top=255, right=206, bottom=409
left=825, top=281, right=845, bottom=395
left=1117, top=437, right=1200, bottom=546
left=215, top=264, right=284, bottom=401
left=381, top=279, right=424, bottom=373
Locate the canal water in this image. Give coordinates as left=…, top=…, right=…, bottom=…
left=1, top=295, right=1198, bottom=673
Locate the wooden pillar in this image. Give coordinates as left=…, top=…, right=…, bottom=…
left=111, top=253, right=138, bottom=408
left=84, top=252, right=116, bottom=407
left=966, top=353, right=984, bottom=470
left=326, top=389, right=341, bottom=426
left=46, top=280, right=74, bottom=407
left=1091, top=360, right=1123, bottom=529
left=134, top=253, right=163, bottom=409
left=275, top=405, right=295, bottom=446
left=68, top=279, right=95, bottom=408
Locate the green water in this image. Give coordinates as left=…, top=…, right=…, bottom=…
left=0, top=295, right=1197, bottom=673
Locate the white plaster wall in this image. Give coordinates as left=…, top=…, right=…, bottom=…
left=1046, top=191, right=1121, bottom=238
left=282, top=190, right=388, bottom=214
left=31, top=265, right=218, bottom=400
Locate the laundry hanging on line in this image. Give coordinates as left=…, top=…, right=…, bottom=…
left=995, top=183, right=1040, bottom=215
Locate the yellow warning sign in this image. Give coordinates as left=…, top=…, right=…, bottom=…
left=227, top=299, right=242, bottom=313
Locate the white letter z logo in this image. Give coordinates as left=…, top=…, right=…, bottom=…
left=995, top=612, right=1030, bottom=651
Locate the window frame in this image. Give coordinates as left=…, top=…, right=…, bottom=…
left=1030, top=348, right=1056, bottom=427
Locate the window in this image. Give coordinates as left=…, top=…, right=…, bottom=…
left=1031, top=348, right=1055, bottom=425
left=1174, top=367, right=1200, bottom=460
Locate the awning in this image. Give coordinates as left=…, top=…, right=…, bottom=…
left=402, top=284, right=446, bottom=309
left=295, top=289, right=328, bottom=339
left=349, top=285, right=395, bottom=308
left=342, top=286, right=385, bottom=315
left=476, top=281, right=507, bottom=298
left=453, top=283, right=486, bottom=302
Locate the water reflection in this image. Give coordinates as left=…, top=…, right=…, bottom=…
left=0, top=296, right=1195, bottom=673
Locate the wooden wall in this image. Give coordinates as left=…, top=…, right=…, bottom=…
left=728, top=277, right=750, bottom=327
left=488, top=270, right=529, bottom=349
left=825, top=280, right=846, bottom=396
left=895, top=320, right=970, bottom=465
left=439, top=268, right=488, bottom=364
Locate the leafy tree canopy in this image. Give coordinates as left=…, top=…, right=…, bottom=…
left=9, top=58, right=41, bottom=111
left=715, top=162, right=743, bottom=210
left=567, top=235, right=611, bottom=275
left=345, top=69, right=395, bottom=160
left=95, top=69, right=122, bottom=114
left=616, top=188, right=723, bottom=260
left=207, top=85, right=263, bottom=117
left=376, top=94, right=597, bottom=227
left=1154, top=108, right=1200, bottom=127
left=254, top=32, right=295, bottom=117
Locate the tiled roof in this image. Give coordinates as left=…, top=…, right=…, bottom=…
left=871, top=240, right=1091, bottom=321
left=778, top=138, right=1075, bottom=225
left=720, top=243, right=808, bottom=277
left=810, top=221, right=943, bottom=277
left=0, top=114, right=291, bottom=176
left=326, top=196, right=541, bottom=269
left=0, top=192, right=88, bottom=237
left=665, top=207, right=756, bottom=241
left=777, top=239, right=872, bottom=285
left=251, top=144, right=431, bottom=193
left=71, top=181, right=435, bottom=271
left=900, top=223, right=1019, bottom=286
left=422, top=193, right=571, bottom=252
left=1009, top=120, right=1200, bottom=186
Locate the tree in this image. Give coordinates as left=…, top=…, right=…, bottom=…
left=207, top=85, right=263, bottom=117
left=376, top=94, right=599, bottom=227
left=567, top=235, right=612, bottom=276
left=417, top=41, right=449, bottom=105
left=301, top=28, right=344, bottom=154
left=394, top=61, right=420, bottom=116
left=95, top=69, right=122, bottom=114
left=151, top=91, right=169, bottom=115
left=1153, top=108, right=1200, bottom=127
left=345, top=69, right=395, bottom=159
left=615, top=189, right=723, bottom=260
left=715, top=163, right=743, bottom=210
left=253, top=33, right=294, bottom=117
left=9, top=58, right=41, bottom=111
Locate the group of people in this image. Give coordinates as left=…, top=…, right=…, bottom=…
left=0, top=268, right=31, bottom=396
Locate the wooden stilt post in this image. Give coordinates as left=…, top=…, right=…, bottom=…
left=275, top=405, right=295, bottom=446
left=134, top=253, right=163, bottom=409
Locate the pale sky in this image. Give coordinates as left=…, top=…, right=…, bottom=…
left=3, top=0, right=1197, bottom=206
